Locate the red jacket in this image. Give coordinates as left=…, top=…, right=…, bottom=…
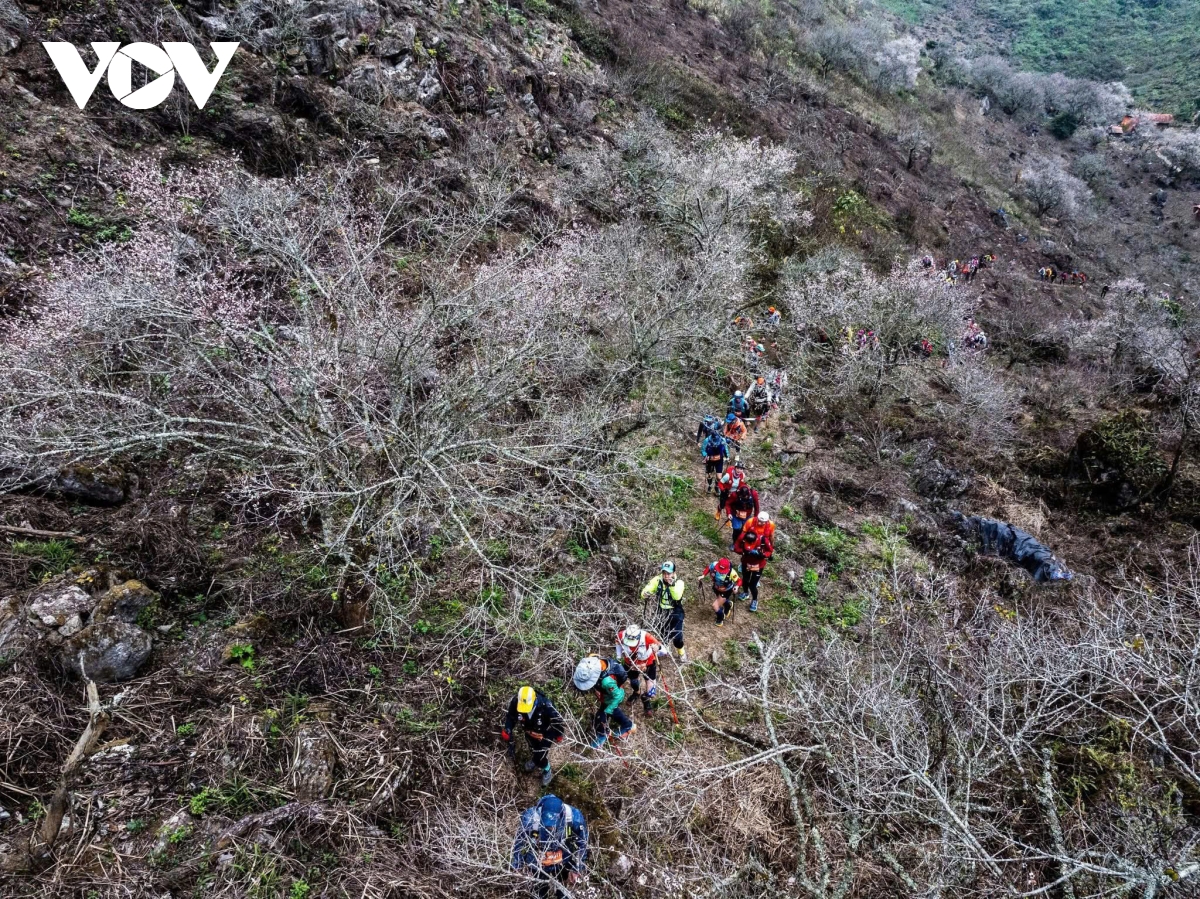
left=735, top=519, right=775, bottom=559
left=724, top=486, right=760, bottom=522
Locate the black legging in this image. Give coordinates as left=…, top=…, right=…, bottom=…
left=743, top=570, right=761, bottom=602
left=714, top=591, right=734, bottom=624
left=659, top=605, right=684, bottom=650
left=527, top=735, right=551, bottom=770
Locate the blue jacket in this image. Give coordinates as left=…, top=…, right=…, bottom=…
left=511, top=798, right=588, bottom=875
left=728, top=395, right=749, bottom=416
left=702, top=435, right=728, bottom=461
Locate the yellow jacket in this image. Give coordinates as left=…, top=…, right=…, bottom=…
left=641, top=575, right=685, bottom=609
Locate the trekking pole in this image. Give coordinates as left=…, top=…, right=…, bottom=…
left=659, top=679, right=680, bottom=727
left=608, top=736, right=632, bottom=770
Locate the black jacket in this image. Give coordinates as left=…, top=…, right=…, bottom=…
left=504, top=694, right=566, bottom=742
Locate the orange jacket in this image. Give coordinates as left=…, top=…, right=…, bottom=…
left=735, top=519, right=776, bottom=559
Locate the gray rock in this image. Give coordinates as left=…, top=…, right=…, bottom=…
left=64, top=619, right=152, bottom=682
left=0, top=596, right=35, bottom=668
left=94, top=580, right=156, bottom=623
left=29, top=585, right=93, bottom=628
left=610, top=853, right=633, bottom=881
left=0, top=0, right=29, bottom=56
left=59, top=614, right=85, bottom=638
left=416, top=69, right=441, bottom=106
left=198, top=15, right=229, bottom=37
left=292, top=724, right=336, bottom=800
left=914, top=459, right=971, bottom=499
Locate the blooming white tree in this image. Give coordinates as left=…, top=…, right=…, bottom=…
left=1019, top=158, right=1092, bottom=220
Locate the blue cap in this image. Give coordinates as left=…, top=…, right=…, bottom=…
left=538, top=795, right=564, bottom=830
left=726, top=413, right=737, bottom=423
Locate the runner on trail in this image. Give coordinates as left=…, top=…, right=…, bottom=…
left=734, top=511, right=775, bottom=612
left=715, top=460, right=748, bottom=517
left=768, top=369, right=788, bottom=407
left=698, top=557, right=742, bottom=626
left=701, top=430, right=729, bottom=494
left=724, top=481, right=760, bottom=549
left=640, top=562, right=687, bottom=662
left=501, top=686, right=566, bottom=786
left=614, top=625, right=667, bottom=716
left=695, top=414, right=722, bottom=446
left=728, top=390, right=750, bottom=420
left=722, top=413, right=747, bottom=458
left=511, top=794, right=589, bottom=895
left=746, top=376, right=771, bottom=430
left=572, top=655, right=635, bottom=748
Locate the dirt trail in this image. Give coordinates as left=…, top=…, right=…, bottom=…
left=611, top=416, right=782, bottom=755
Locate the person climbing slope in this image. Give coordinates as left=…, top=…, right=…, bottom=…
left=572, top=655, right=635, bottom=748
left=722, top=413, right=747, bottom=458
left=728, top=390, right=750, bottom=421
left=511, top=794, right=589, bottom=896
left=501, top=686, right=566, bottom=787
left=695, top=413, right=721, bottom=446
left=746, top=376, right=771, bottom=429
left=641, top=562, right=687, bottom=661
left=701, top=430, right=728, bottom=494
left=724, top=480, right=760, bottom=549
left=698, top=557, right=742, bottom=626
left=715, top=460, right=748, bottom=517
left=614, top=624, right=667, bottom=716
left=734, top=511, right=775, bottom=612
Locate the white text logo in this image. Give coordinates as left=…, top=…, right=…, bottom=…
left=42, top=41, right=240, bottom=110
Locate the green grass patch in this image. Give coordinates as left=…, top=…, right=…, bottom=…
left=799, top=526, right=857, bottom=573
left=690, top=509, right=724, bottom=548
left=651, top=475, right=694, bottom=519
left=10, top=538, right=76, bottom=578
left=539, top=573, right=586, bottom=606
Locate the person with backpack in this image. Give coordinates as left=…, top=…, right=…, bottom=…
left=640, top=562, right=687, bottom=662
left=728, top=390, right=750, bottom=420
left=722, top=413, right=747, bottom=457
left=715, top=460, right=748, bottom=516
left=701, top=430, right=728, bottom=494
left=501, top=686, right=566, bottom=787
left=511, top=794, right=589, bottom=895
left=572, top=655, right=635, bottom=748
left=746, top=376, right=771, bottom=429
left=724, top=481, right=760, bottom=549
left=614, top=625, right=667, bottom=716
left=695, top=414, right=721, bottom=446
left=735, top=512, right=775, bottom=612
left=698, top=557, right=742, bottom=626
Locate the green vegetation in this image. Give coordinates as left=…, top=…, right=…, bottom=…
left=10, top=538, right=76, bottom=578
left=227, top=642, right=257, bottom=671
left=880, top=0, right=1200, bottom=115
left=651, top=475, right=694, bottom=518
left=799, top=526, right=857, bottom=573
left=690, top=509, right=724, bottom=547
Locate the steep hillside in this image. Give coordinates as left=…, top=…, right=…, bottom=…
left=2, top=1, right=1200, bottom=898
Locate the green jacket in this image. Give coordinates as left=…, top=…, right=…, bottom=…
left=641, top=575, right=685, bottom=610
left=597, top=673, right=625, bottom=714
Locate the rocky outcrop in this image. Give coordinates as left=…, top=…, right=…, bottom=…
left=914, top=458, right=972, bottom=499
left=4, top=569, right=158, bottom=681
left=0, top=0, right=28, bottom=56
left=63, top=618, right=153, bottom=682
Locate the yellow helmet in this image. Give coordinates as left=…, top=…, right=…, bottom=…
left=516, top=686, right=537, bottom=714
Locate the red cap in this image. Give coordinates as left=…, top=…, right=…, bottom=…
left=715, top=558, right=731, bottom=575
